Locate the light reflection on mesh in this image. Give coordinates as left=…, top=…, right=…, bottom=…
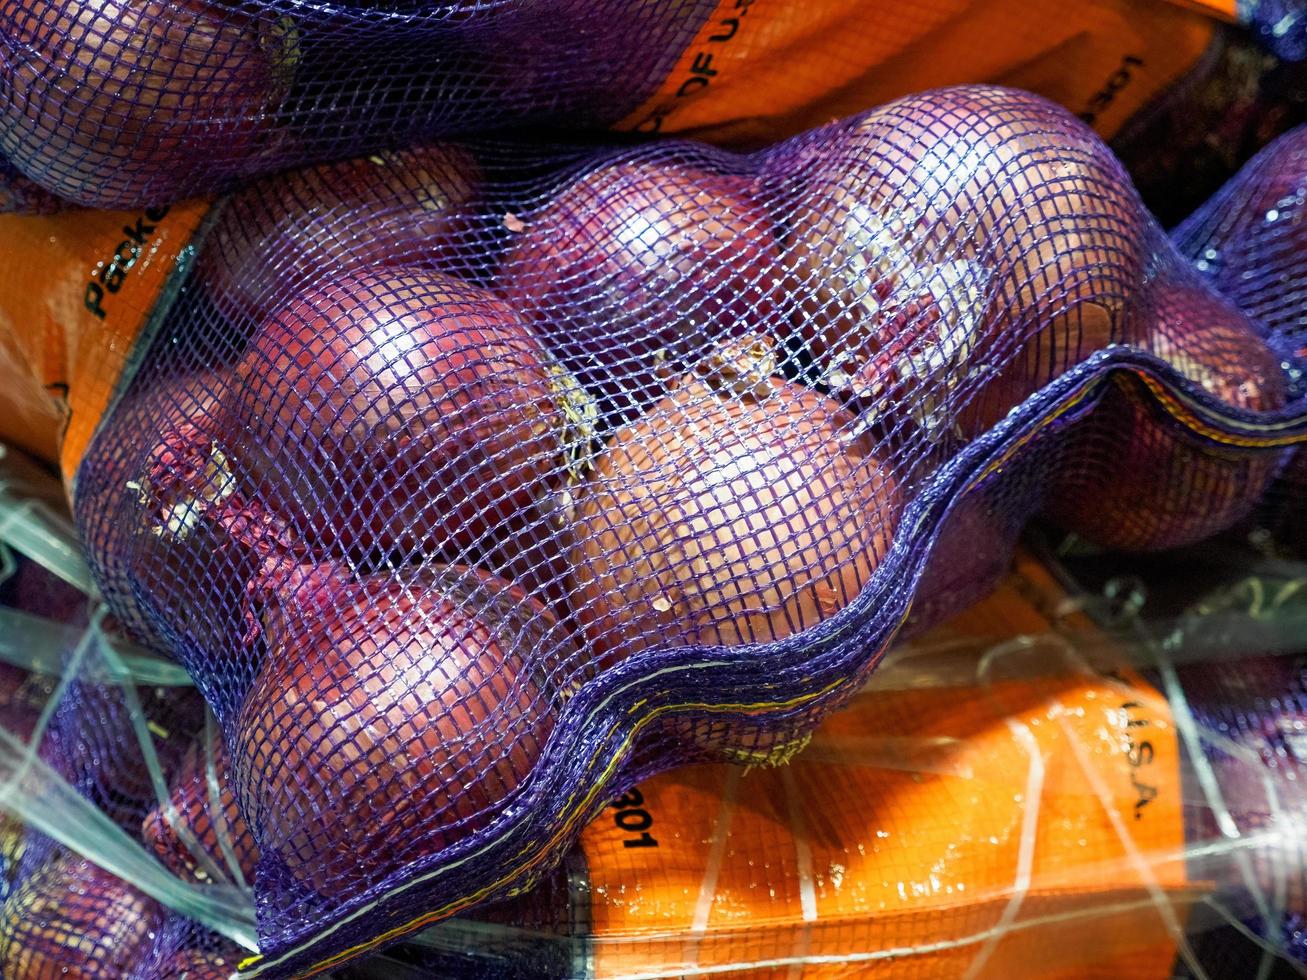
left=35, top=89, right=1303, bottom=973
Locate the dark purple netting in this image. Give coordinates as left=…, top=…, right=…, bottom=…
left=0, top=549, right=256, bottom=979
left=1173, top=124, right=1307, bottom=340
left=1, top=0, right=1305, bottom=208
left=58, top=85, right=1307, bottom=975
left=1167, top=653, right=1307, bottom=964
left=0, top=0, right=706, bottom=207
left=1171, top=123, right=1307, bottom=555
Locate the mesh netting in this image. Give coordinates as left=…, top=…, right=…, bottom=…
left=42, top=85, right=1304, bottom=974
left=1170, top=124, right=1307, bottom=556
left=0, top=522, right=259, bottom=977
left=1175, top=653, right=1307, bottom=964
left=4, top=429, right=1307, bottom=976
left=1173, top=124, right=1307, bottom=342
left=1, top=0, right=1305, bottom=208
left=355, top=577, right=1307, bottom=980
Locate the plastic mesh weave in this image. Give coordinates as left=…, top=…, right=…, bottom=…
left=1, top=0, right=1305, bottom=208
left=57, top=86, right=1307, bottom=975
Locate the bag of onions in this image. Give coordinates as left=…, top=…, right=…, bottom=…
left=0, top=85, right=1304, bottom=976
left=0, top=0, right=1302, bottom=209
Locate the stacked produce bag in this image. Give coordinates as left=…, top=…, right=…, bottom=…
left=0, top=0, right=1302, bottom=208
left=0, top=0, right=1306, bottom=977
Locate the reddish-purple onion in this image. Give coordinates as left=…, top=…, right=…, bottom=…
left=188, top=270, right=582, bottom=560
left=777, top=87, right=1143, bottom=438
left=500, top=156, right=783, bottom=417
left=908, top=485, right=1016, bottom=631
left=0, top=0, right=295, bottom=205
left=234, top=561, right=566, bottom=896
left=1045, top=281, right=1287, bottom=552
left=0, top=855, right=163, bottom=978
left=93, top=369, right=261, bottom=673
left=199, top=144, right=481, bottom=325
left=142, top=731, right=258, bottom=886
left=569, top=340, right=898, bottom=665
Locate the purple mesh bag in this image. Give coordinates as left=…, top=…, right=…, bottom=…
left=0, top=0, right=1303, bottom=208
left=1173, top=124, right=1307, bottom=341
left=1171, top=124, right=1307, bottom=555
left=0, top=85, right=1294, bottom=974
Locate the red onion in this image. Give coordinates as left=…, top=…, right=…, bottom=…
left=0, top=0, right=295, bottom=205
left=234, top=561, right=564, bottom=896
left=569, top=339, right=898, bottom=665
left=909, top=486, right=1015, bottom=631
left=0, top=159, right=65, bottom=214
left=778, top=87, right=1141, bottom=438
left=500, top=156, right=782, bottom=416
left=199, top=144, right=481, bottom=324
left=217, top=269, right=585, bottom=558
left=154, top=947, right=240, bottom=979
left=0, top=855, right=163, bottom=977
left=1045, top=281, right=1287, bottom=551
left=99, top=370, right=260, bottom=669
left=142, top=732, right=258, bottom=885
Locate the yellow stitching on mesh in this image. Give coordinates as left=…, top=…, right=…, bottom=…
left=241, top=355, right=1303, bottom=977
left=239, top=671, right=858, bottom=978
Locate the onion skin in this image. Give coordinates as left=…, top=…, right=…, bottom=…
left=778, top=87, right=1141, bottom=437
left=83, top=370, right=258, bottom=674
left=0, top=855, right=163, bottom=979
left=199, top=144, right=481, bottom=324
left=909, top=486, right=1016, bottom=632
left=0, top=0, right=294, bottom=206
left=501, top=157, right=782, bottom=416
left=142, top=733, right=257, bottom=885
left=1045, top=282, right=1287, bottom=552
left=569, top=372, right=897, bottom=665
left=235, top=562, right=560, bottom=896
left=154, top=947, right=239, bottom=979
left=225, top=270, right=571, bottom=557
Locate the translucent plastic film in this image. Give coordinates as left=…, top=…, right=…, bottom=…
left=0, top=442, right=1305, bottom=977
